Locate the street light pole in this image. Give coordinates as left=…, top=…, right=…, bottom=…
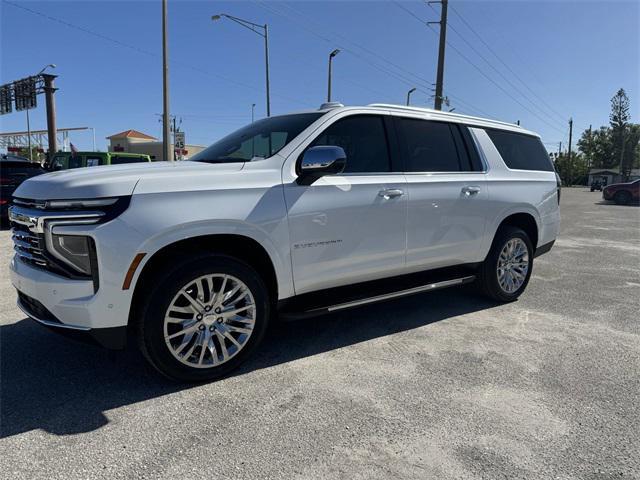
left=264, top=24, right=271, bottom=117
left=327, top=49, right=340, bottom=103
left=162, top=0, right=172, bottom=162
left=406, top=87, right=416, bottom=106
left=212, top=14, right=271, bottom=116
left=26, top=109, right=32, bottom=161
left=37, top=64, right=57, bottom=161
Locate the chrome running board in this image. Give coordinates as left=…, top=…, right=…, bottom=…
left=307, top=275, right=476, bottom=315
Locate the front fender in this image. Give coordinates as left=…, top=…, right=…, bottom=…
left=130, top=219, right=293, bottom=299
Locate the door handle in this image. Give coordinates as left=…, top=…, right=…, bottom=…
left=461, top=186, right=481, bottom=197
left=378, top=188, right=404, bottom=199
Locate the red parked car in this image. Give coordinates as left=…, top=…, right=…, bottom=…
left=602, top=179, right=640, bottom=205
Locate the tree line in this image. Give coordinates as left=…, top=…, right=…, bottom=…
left=552, top=89, right=639, bottom=185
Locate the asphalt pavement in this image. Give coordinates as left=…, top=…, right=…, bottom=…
left=1, top=188, right=638, bottom=479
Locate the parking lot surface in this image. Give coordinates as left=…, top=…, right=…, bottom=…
left=1, top=188, right=638, bottom=479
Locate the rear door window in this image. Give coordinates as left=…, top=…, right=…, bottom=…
left=397, top=118, right=462, bottom=172
left=485, top=129, right=553, bottom=171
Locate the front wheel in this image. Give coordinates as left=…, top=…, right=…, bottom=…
left=137, top=254, right=270, bottom=382
left=477, top=226, right=534, bottom=302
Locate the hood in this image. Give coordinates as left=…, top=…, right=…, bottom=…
left=13, top=161, right=245, bottom=200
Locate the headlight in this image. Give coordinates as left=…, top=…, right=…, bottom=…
left=45, top=198, right=118, bottom=209
left=48, top=234, right=95, bottom=275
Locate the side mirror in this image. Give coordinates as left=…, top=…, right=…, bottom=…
left=297, top=146, right=346, bottom=185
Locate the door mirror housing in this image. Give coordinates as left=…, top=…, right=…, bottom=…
left=297, top=146, right=346, bottom=185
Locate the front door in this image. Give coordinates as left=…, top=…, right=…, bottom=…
left=284, top=114, right=407, bottom=294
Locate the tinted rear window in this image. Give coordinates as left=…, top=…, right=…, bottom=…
left=486, top=129, right=553, bottom=171
left=399, top=118, right=461, bottom=172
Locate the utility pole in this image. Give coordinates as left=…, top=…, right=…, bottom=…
left=587, top=125, right=593, bottom=170
left=567, top=118, right=573, bottom=185
left=251, top=103, right=256, bottom=123
left=172, top=116, right=177, bottom=161
left=42, top=74, right=58, bottom=159
left=162, top=0, right=172, bottom=162
left=430, top=0, right=448, bottom=110
left=558, top=142, right=562, bottom=157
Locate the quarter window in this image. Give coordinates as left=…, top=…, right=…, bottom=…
left=309, top=115, right=390, bottom=173
left=486, top=129, right=554, bottom=171
left=399, top=118, right=462, bottom=172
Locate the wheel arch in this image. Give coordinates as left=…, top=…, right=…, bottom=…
left=127, top=233, right=281, bottom=329
left=495, top=211, right=539, bottom=249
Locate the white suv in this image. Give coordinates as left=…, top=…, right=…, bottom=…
left=9, top=103, right=560, bottom=381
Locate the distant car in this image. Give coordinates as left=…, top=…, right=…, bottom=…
left=590, top=180, right=603, bottom=192
left=0, top=154, right=45, bottom=221
left=602, top=179, right=640, bottom=205
left=47, top=151, right=151, bottom=170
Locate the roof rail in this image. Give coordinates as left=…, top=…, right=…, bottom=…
left=367, top=103, right=522, bottom=130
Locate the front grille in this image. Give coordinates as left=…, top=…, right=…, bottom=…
left=11, top=222, right=48, bottom=268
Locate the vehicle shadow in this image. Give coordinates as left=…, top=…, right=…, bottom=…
left=594, top=200, right=639, bottom=207
left=0, top=287, right=497, bottom=438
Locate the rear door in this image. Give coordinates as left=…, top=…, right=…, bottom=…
left=284, top=114, right=407, bottom=294
left=395, top=117, right=489, bottom=271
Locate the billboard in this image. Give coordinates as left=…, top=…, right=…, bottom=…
left=0, top=84, right=12, bottom=115
left=14, top=77, right=37, bottom=111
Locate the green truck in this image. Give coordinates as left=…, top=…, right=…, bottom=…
left=49, top=151, right=151, bottom=170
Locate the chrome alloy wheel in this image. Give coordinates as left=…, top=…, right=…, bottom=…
left=163, top=274, right=256, bottom=368
left=496, top=238, right=530, bottom=294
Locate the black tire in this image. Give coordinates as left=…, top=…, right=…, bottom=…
left=477, top=226, right=534, bottom=302
left=136, top=254, right=270, bottom=382
left=614, top=190, right=631, bottom=205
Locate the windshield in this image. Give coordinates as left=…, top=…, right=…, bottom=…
left=190, top=113, right=323, bottom=163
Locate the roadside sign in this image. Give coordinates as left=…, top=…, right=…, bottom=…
left=0, top=84, right=12, bottom=115
left=175, top=131, right=185, bottom=149
left=14, top=77, right=37, bottom=111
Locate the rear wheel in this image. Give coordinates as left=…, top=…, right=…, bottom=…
left=477, top=226, right=533, bottom=302
left=137, top=254, right=269, bottom=382
left=614, top=190, right=631, bottom=205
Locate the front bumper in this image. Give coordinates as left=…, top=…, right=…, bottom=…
left=10, top=256, right=128, bottom=349
left=17, top=291, right=126, bottom=349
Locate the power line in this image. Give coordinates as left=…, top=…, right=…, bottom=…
left=435, top=7, right=567, bottom=129
left=394, top=1, right=565, bottom=134
left=470, top=3, right=574, bottom=119
left=2, top=0, right=315, bottom=109
left=258, top=0, right=491, bottom=117
left=447, top=3, right=569, bottom=125
left=255, top=0, right=436, bottom=96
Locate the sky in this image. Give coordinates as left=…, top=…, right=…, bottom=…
left=1, top=0, right=638, bottom=153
